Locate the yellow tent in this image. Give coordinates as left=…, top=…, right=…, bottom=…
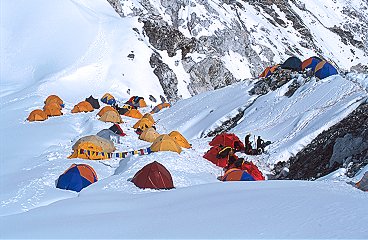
left=71, top=101, right=94, bottom=113
left=99, top=110, right=123, bottom=123
left=150, top=134, right=182, bottom=154
left=97, top=106, right=118, bottom=117
left=139, top=127, right=160, bottom=142
left=27, top=109, right=48, bottom=122
left=68, top=135, right=115, bottom=160
left=133, top=118, right=154, bottom=131
left=142, top=113, right=155, bottom=123
left=169, top=131, right=191, bottom=148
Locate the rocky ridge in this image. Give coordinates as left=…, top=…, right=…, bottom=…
left=108, top=0, right=368, bottom=102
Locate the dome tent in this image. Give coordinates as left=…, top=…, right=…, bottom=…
left=99, top=110, right=123, bottom=123
left=133, top=118, right=154, bottom=131
left=280, top=56, right=302, bottom=71
left=150, top=134, right=182, bottom=154
left=142, top=113, right=155, bottom=123
left=109, top=124, right=126, bottom=136
left=97, top=106, right=118, bottom=117
left=314, top=61, right=338, bottom=79
left=301, top=56, right=322, bottom=71
left=27, top=109, right=48, bottom=122
left=71, top=101, right=94, bottom=113
left=209, top=133, right=244, bottom=152
left=68, top=135, right=115, bottom=160
left=139, top=127, right=160, bottom=142
left=169, top=131, right=191, bottom=148
left=150, top=102, right=171, bottom=114
left=85, top=95, right=100, bottom=109
left=221, top=168, right=255, bottom=181
left=43, top=103, right=63, bottom=116
left=101, top=93, right=116, bottom=105
left=131, top=161, right=174, bottom=190
left=56, top=164, right=98, bottom=192
left=44, top=95, right=63, bottom=107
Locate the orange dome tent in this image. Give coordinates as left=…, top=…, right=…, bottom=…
left=44, top=95, right=63, bottom=106
left=124, top=109, right=143, bottom=119
left=27, top=109, right=48, bottom=122
left=43, top=102, right=62, bottom=110
left=97, top=106, right=118, bottom=117
left=150, top=102, right=171, bottom=114
left=43, top=103, right=63, bottom=116
left=71, top=101, right=94, bottom=113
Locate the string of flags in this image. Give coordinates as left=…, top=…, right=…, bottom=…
left=78, top=147, right=152, bottom=159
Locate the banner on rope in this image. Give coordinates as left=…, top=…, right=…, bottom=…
left=78, top=147, right=152, bottom=159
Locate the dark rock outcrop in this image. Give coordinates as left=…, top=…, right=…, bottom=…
left=149, top=52, right=180, bottom=103
left=274, top=103, right=368, bottom=180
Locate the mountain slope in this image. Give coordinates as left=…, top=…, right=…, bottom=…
left=107, top=0, right=368, bottom=100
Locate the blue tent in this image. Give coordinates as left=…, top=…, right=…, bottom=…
left=314, top=61, right=338, bottom=79
left=301, top=56, right=322, bottom=71
left=56, top=164, right=98, bottom=192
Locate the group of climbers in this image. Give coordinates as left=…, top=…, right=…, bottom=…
left=203, top=132, right=266, bottom=182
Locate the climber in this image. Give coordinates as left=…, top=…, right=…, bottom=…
left=256, top=136, right=265, bottom=154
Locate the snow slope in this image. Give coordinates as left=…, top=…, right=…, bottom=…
left=1, top=0, right=367, bottom=238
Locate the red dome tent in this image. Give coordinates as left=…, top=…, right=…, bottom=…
left=209, top=133, right=244, bottom=152
left=203, top=146, right=229, bottom=168
left=131, top=161, right=174, bottom=190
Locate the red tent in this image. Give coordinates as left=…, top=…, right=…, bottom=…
left=131, top=161, right=174, bottom=189
left=229, top=160, right=265, bottom=181
left=203, top=146, right=229, bottom=168
left=209, top=133, right=244, bottom=152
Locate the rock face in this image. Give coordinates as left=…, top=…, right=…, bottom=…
left=149, top=52, right=180, bottom=102
left=107, top=0, right=368, bottom=102
left=274, top=103, right=368, bottom=180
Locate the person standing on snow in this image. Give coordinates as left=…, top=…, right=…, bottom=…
left=256, top=136, right=265, bottom=154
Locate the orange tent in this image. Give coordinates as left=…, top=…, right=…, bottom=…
left=71, top=101, right=94, bottom=113
left=124, top=109, right=143, bottom=119
left=44, top=95, right=63, bottom=106
left=97, top=106, right=118, bottom=117
left=44, top=104, right=63, bottom=117
left=133, top=118, right=154, bottom=130
left=150, top=102, right=171, bottom=114
left=27, top=109, right=48, bottom=122
left=43, top=102, right=62, bottom=110
left=137, top=99, right=147, bottom=108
